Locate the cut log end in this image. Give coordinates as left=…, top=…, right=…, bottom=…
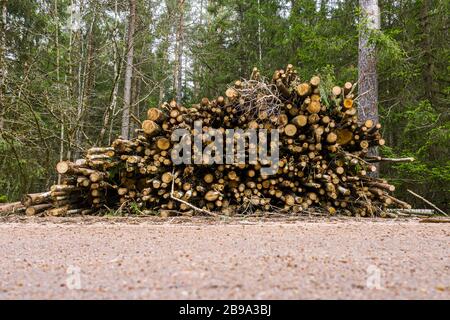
left=296, top=83, right=311, bottom=97
left=156, top=137, right=171, bottom=151
left=147, top=108, right=167, bottom=122
left=142, top=120, right=161, bottom=136
left=310, top=76, right=320, bottom=87
left=225, top=88, right=238, bottom=101
left=284, top=124, right=298, bottom=137
left=56, top=161, right=70, bottom=174
left=332, top=86, right=342, bottom=96
left=343, top=99, right=353, bottom=109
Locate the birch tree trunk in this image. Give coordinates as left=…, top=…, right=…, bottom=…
left=174, top=0, right=184, bottom=103
left=54, top=0, right=63, bottom=183
left=69, top=2, right=85, bottom=161
left=0, top=0, right=7, bottom=130
left=192, top=0, right=204, bottom=99
left=99, top=40, right=119, bottom=145
left=74, top=14, right=96, bottom=160
left=257, top=0, right=262, bottom=64
left=74, top=24, right=84, bottom=160
left=121, top=0, right=136, bottom=139
left=102, top=0, right=121, bottom=146
left=65, top=0, right=74, bottom=160
left=358, top=0, right=380, bottom=175
left=131, top=56, right=142, bottom=134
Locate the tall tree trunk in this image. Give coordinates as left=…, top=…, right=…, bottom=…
left=54, top=0, right=63, bottom=183
left=174, top=0, right=184, bottom=103
left=99, top=47, right=119, bottom=145
left=74, top=14, right=96, bottom=160
left=107, top=51, right=120, bottom=145
left=358, top=0, right=380, bottom=175
left=131, top=57, right=142, bottom=135
left=99, top=0, right=120, bottom=146
left=76, top=33, right=83, bottom=151
left=158, top=26, right=169, bottom=106
left=193, top=0, right=204, bottom=99
left=121, top=0, right=136, bottom=139
left=257, top=0, right=262, bottom=65
left=0, top=0, right=7, bottom=131
left=65, top=0, right=74, bottom=160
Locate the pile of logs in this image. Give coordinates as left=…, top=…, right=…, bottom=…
left=20, top=65, right=412, bottom=217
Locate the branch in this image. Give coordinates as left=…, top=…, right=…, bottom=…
left=407, top=189, right=447, bottom=216
left=366, top=156, right=415, bottom=163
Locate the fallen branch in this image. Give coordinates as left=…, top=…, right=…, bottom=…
left=419, top=218, right=450, bottom=224
left=0, top=202, right=25, bottom=214
left=407, top=189, right=447, bottom=216
left=366, top=156, right=415, bottom=163
left=387, top=208, right=434, bottom=216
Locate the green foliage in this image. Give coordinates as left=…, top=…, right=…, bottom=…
left=0, top=137, right=50, bottom=200
left=318, top=65, right=337, bottom=108
left=380, top=101, right=450, bottom=208
left=129, top=202, right=143, bottom=215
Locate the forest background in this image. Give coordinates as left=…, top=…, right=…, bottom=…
left=0, top=0, right=448, bottom=210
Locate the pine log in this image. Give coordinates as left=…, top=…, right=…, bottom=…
left=284, top=124, right=297, bottom=137
left=142, top=120, right=161, bottom=136
left=156, top=137, right=171, bottom=151
left=22, top=191, right=52, bottom=207
left=0, top=202, right=25, bottom=214
left=296, top=83, right=311, bottom=97
left=147, top=108, right=167, bottom=123
left=26, top=203, right=53, bottom=216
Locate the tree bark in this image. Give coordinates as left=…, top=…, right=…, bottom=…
left=0, top=0, right=7, bottom=130
left=257, top=0, right=262, bottom=64
left=192, top=0, right=205, bottom=98
left=73, top=21, right=84, bottom=160
left=158, top=34, right=169, bottom=106
left=131, top=54, right=142, bottom=135
left=121, top=0, right=136, bottom=139
left=74, top=13, right=96, bottom=160
left=99, top=0, right=121, bottom=145
left=54, top=0, right=63, bottom=184
left=65, top=0, right=74, bottom=160
left=173, top=0, right=185, bottom=103
left=358, top=0, right=380, bottom=175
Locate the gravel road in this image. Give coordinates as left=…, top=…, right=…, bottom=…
left=0, top=217, right=448, bottom=299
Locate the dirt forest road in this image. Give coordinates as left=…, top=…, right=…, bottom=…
left=0, top=216, right=448, bottom=299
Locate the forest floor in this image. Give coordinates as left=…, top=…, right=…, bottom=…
left=0, top=215, right=448, bottom=299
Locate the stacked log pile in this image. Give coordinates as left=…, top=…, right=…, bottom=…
left=20, top=65, right=411, bottom=217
